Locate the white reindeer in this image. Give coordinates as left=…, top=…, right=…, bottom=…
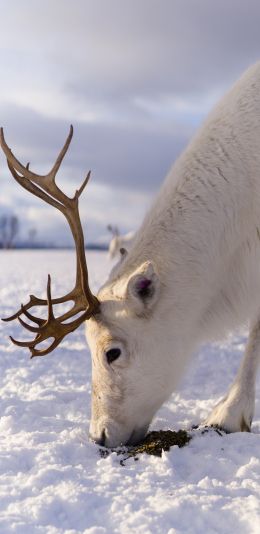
left=107, top=224, right=135, bottom=259
left=2, top=63, right=260, bottom=448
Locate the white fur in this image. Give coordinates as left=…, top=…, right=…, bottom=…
left=86, top=63, right=260, bottom=447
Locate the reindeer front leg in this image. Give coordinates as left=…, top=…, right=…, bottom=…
left=205, top=316, right=260, bottom=432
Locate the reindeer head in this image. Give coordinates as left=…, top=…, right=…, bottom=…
left=1, top=128, right=176, bottom=448
left=107, top=224, right=121, bottom=259
left=86, top=259, right=172, bottom=447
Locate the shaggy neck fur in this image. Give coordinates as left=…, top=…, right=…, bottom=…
left=107, top=62, right=260, bottom=345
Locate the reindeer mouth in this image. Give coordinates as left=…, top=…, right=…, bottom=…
left=91, top=423, right=149, bottom=448
left=125, top=426, right=149, bottom=446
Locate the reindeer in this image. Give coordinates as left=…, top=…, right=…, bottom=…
left=107, top=224, right=135, bottom=259
left=2, top=62, right=260, bottom=448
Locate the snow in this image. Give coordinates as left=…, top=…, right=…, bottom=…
left=0, top=250, right=259, bottom=534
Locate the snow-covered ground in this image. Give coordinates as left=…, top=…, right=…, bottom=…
left=0, top=250, right=259, bottom=534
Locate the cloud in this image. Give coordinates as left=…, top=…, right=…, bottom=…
left=1, top=1, right=259, bottom=95
left=2, top=1, right=260, bottom=113
left=0, top=0, right=260, bottom=243
left=0, top=100, right=194, bottom=191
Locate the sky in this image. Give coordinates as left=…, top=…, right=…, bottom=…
left=0, top=0, right=260, bottom=246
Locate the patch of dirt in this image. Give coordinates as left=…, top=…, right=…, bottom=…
left=99, top=426, right=227, bottom=464
left=99, top=429, right=192, bottom=462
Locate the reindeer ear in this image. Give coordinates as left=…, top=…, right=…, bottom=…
left=126, top=261, right=160, bottom=314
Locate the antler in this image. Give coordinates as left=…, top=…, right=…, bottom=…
left=1, top=125, right=100, bottom=357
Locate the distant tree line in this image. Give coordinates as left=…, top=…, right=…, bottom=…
left=0, top=214, right=19, bottom=249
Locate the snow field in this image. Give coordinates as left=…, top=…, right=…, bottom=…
left=0, top=251, right=259, bottom=534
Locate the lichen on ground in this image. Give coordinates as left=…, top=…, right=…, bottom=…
left=99, top=429, right=192, bottom=461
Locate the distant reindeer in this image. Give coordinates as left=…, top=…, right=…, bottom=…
left=2, top=63, right=260, bottom=447
left=107, top=224, right=135, bottom=259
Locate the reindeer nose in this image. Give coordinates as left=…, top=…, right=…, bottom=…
left=92, top=428, right=106, bottom=447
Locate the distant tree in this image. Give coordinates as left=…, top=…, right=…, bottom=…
left=0, top=215, right=8, bottom=248
left=0, top=214, right=19, bottom=249
left=28, top=227, right=37, bottom=246
left=7, top=215, right=19, bottom=248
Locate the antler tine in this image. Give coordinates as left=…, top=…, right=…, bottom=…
left=21, top=305, right=46, bottom=326
left=31, top=339, right=62, bottom=358
left=75, top=170, right=91, bottom=200
left=46, top=275, right=55, bottom=321
left=18, top=316, right=41, bottom=333
left=10, top=335, right=38, bottom=349
left=0, top=126, right=73, bottom=188
left=47, top=125, right=73, bottom=182
left=0, top=127, right=38, bottom=181
left=1, top=127, right=75, bottom=211
left=6, top=159, right=63, bottom=212
left=1, top=126, right=100, bottom=357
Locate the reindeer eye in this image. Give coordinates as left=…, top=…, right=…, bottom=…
left=106, top=348, right=121, bottom=364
